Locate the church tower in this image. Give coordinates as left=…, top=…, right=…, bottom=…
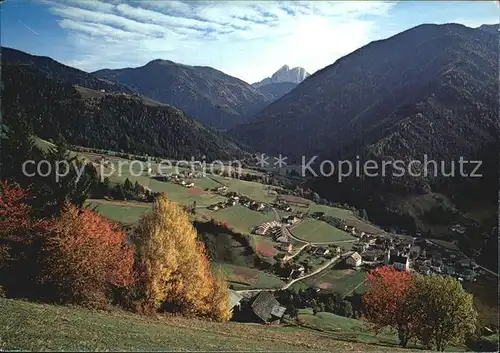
left=384, top=248, right=391, bottom=265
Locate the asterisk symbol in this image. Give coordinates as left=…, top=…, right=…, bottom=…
left=255, top=153, right=270, bottom=167
left=274, top=154, right=288, bottom=168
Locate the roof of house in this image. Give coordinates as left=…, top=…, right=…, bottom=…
left=391, top=255, right=408, bottom=264
left=228, top=290, right=244, bottom=309
left=251, top=291, right=285, bottom=322
left=275, top=234, right=289, bottom=243
left=349, top=252, right=362, bottom=261
left=363, top=250, right=382, bottom=258
left=270, top=305, right=287, bottom=318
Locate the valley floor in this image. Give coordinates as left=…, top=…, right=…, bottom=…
left=1, top=298, right=419, bottom=352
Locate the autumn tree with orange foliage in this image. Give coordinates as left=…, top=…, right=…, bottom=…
left=206, top=268, right=232, bottom=322
left=135, top=193, right=231, bottom=321
left=0, top=181, right=51, bottom=297
left=363, top=265, right=415, bottom=347
left=42, top=204, right=135, bottom=307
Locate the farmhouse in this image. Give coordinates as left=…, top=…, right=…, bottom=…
left=281, top=242, right=293, bottom=253
left=314, top=247, right=330, bottom=257
left=346, top=252, right=362, bottom=267
left=290, top=264, right=305, bottom=278
left=282, top=215, right=299, bottom=225
left=228, top=290, right=244, bottom=313
left=251, top=291, right=286, bottom=323
left=363, top=249, right=383, bottom=262
left=250, top=202, right=266, bottom=211
left=311, top=212, right=325, bottom=219
left=274, top=232, right=289, bottom=244
left=344, top=225, right=356, bottom=235
left=254, top=221, right=280, bottom=235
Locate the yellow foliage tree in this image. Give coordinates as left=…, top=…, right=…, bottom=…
left=136, top=193, right=231, bottom=321
left=207, top=268, right=232, bottom=322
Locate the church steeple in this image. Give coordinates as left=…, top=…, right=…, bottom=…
left=384, top=248, right=391, bottom=265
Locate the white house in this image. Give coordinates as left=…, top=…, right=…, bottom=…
left=315, top=247, right=330, bottom=257
left=346, top=252, right=362, bottom=267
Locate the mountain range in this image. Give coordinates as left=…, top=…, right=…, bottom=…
left=252, top=65, right=310, bottom=100
left=1, top=52, right=248, bottom=160
left=252, top=65, right=310, bottom=87
left=231, top=23, right=498, bottom=247
left=1, top=23, right=498, bottom=254
left=232, top=24, right=498, bottom=161
left=93, top=60, right=273, bottom=130
left=0, top=47, right=134, bottom=95
left=477, top=23, right=498, bottom=34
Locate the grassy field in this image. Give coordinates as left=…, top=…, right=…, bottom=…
left=1, top=299, right=396, bottom=352
left=291, top=219, right=356, bottom=243
left=203, top=206, right=276, bottom=235
left=297, top=309, right=408, bottom=347
left=211, top=176, right=278, bottom=203
left=213, top=263, right=284, bottom=290
left=86, top=199, right=151, bottom=225
left=251, top=235, right=279, bottom=258
left=304, top=204, right=384, bottom=235
left=82, top=154, right=223, bottom=204
left=463, top=274, right=499, bottom=329
left=291, top=269, right=368, bottom=297
left=307, top=204, right=356, bottom=220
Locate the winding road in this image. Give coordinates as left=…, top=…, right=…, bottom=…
left=236, top=252, right=351, bottom=295
left=234, top=208, right=356, bottom=296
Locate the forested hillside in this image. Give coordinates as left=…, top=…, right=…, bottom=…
left=232, top=24, right=498, bottom=160
left=94, top=60, right=273, bottom=130
left=1, top=61, right=247, bottom=160
left=1, top=47, right=134, bottom=94
left=231, top=23, right=499, bottom=265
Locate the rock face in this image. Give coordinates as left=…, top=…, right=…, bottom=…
left=253, top=65, right=310, bottom=88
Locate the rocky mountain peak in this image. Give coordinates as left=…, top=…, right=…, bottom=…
left=252, top=65, right=310, bottom=88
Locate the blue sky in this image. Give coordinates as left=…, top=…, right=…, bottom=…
left=1, top=0, right=498, bottom=83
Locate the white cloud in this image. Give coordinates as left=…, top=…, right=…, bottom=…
left=39, top=0, right=496, bottom=83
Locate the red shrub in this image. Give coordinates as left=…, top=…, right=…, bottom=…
left=42, top=205, right=135, bottom=306
left=0, top=181, right=51, bottom=297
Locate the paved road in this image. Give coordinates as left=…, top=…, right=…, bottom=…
left=285, top=243, right=310, bottom=261
left=342, top=277, right=368, bottom=298
left=282, top=254, right=346, bottom=290
left=236, top=252, right=350, bottom=295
